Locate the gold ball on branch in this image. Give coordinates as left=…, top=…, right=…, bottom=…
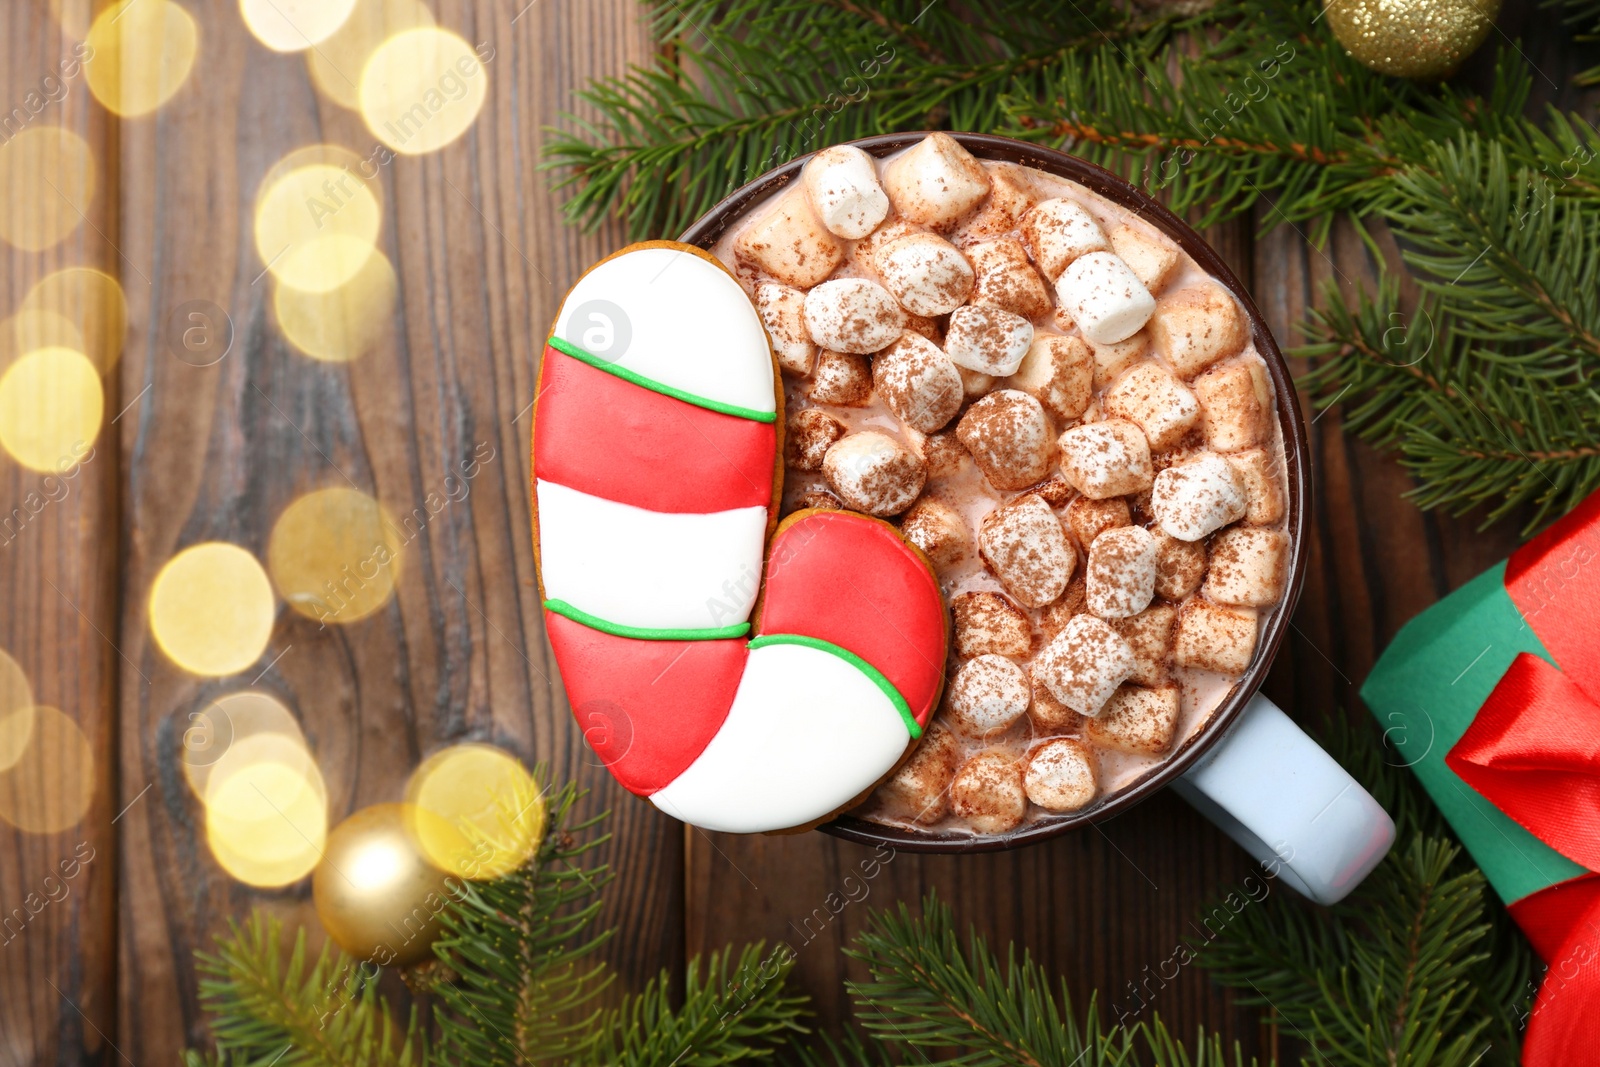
left=312, top=803, right=452, bottom=967
left=1324, top=0, right=1501, bottom=80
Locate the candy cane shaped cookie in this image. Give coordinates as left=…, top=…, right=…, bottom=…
left=533, top=242, right=949, bottom=833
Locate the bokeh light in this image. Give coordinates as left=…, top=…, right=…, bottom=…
left=85, top=0, right=200, bottom=117
left=0, top=310, right=83, bottom=371
left=405, top=744, right=544, bottom=880
left=205, top=731, right=327, bottom=886
left=273, top=247, right=397, bottom=362
left=149, top=543, right=276, bottom=677
left=48, top=0, right=93, bottom=38
left=360, top=28, right=488, bottom=155
left=0, top=348, right=104, bottom=473
left=22, top=268, right=129, bottom=374
left=181, top=690, right=305, bottom=798
left=0, top=126, right=95, bottom=252
left=255, top=151, right=382, bottom=293
left=0, top=706, right=96, bottom=835
left=0, top=649, right=35, bottom=775
left=241, top=0, right=358, bottom=53
left=268, top=487, right=402, bottom=624
left=309, top=0, right=436, bottom=110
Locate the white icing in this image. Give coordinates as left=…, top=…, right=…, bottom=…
left=555, top=247, right=775, bottom=414
left=536, top=480, right=767, bottom=630
left=649, top=642, right=911, bottom=832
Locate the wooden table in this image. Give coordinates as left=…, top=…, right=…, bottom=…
left=0, top=2, right=1578, bottom=1063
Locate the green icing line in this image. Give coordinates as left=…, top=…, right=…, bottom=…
left=544, top=599, right=750, bottom=641
left=547, top=335, right=777, bottom=423
left=747, top=633, right=922, bottom=740
left=1361, top=562, right=1585, bottom=905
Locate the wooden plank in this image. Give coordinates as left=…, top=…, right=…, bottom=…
left=111, top=3, right=673, bottom=1062
left=0, top=5, right=120, bottom=1066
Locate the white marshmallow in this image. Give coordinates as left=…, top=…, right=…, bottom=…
left=802, top=144, right=890, bottom=240
left=1148, top=284, right=1247, bottom=378
left=883, top=132, right=992, bottom=231
left=873, top=232, right=974, bottom=316
left=1055, top=251, right=1156, bottom=345
left=1035, top=613, right=1136, bottom=717
left=1024, top=738, right=1098, bottom=812
left=1204, top=526, right=1290, bottom=607
left=755, top=282, right=815, bottom=376
left=1085, top=685, right=1181, bottom=755
left=979, top=494, right=1076, bottom=608
left=1007, top=333, right=1093, bottom=423
left=949, top=750, right=1027, bottom=834
left=1020, top=198, right=1109, bottom=280
left=1064, top=495, right=1131, bottom=551
left=1108, top=222, right=1180, bottom=294
left=951, top=590, right=1033, bottom=658
left=967, top=238, right=1052, bottom=321
left=822, top=431, right=926, bottom=516
left=1056, top=418, right=1153, bottom=500
left=733, top=186, right=843, bottom=288
left=803, top=278, right=904, bottom=354
left=1107, top=604, right=1177, bottom=687
left=1102, top=361, right=1201, bottom=451
left=879, top=723, right=960, bottom=823
left=1226, top=448, right=1285, bottom=525
left=873, top=332, right=963, bottom=433
left=1151, top=452, right=1247, bottom=541
left=785, top=408, right=845, bottom=471
left=1084, top=525, right=1158, bottom=619
left=1193, top=361, right=1271, bottom=451
left=958, top=389, right=1054, bottom=490
left=900, top=496, right=972, bottom=570
left=945, top=304, right=1034, bottom=376
left=948, top=654, right=1031, bottom=736
left=953, top=163, right=1039, bottom=245
left=1173, top=599, right=1258, bottom=675
left=809, top=349, right=873, bottom=406
left=1088, top=332, right=1150, bottom=390
left=1153, top=532, right=1207, bottom=600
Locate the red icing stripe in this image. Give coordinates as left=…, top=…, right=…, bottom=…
left=756, top=511, right=947, bottom=728
left=546, top=610, right=747, bottom=795
left=534, top=346, right=776, bottom=514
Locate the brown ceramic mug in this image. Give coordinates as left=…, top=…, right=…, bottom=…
left=680, top=133, right=1394, bottom=903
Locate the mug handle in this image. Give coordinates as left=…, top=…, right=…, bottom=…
left=1170, top=693, right=1395, bottom=905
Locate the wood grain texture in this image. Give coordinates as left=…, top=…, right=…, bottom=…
left=0, top=6, right=119, bottom=1067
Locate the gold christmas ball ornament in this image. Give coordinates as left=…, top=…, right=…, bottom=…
left=1324, top=0, right=1501, bottom=79
left=312, top=803, right=453, bottom=967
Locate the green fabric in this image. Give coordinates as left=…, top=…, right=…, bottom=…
left=544, top=599, right=750, bottom=641
left=1362, top=562, right=1586, bottom=905
left=747, top=633, right=922, bottom=740
left=546, top=335, right=778, bottom=423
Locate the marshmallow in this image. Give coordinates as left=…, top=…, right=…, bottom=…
left=1024, top=738, right=1098, bottom=812
left=874, top=232, right=974, bottom=316
left=900, top=496, right=972, bottom=570
left=785, top=408, right=846, bottom=471
left=968, top=238, right=1052, bottom=321
left=809, top=349, right=873, bottom=406
left=1027, top=670, right=1083, bottom=732
left=948, top=654, right=1031, bottom=737
left=1226, top=448, right=1286, bottom=525
left=756, top=283, right=815, bottom=376
left=913, top=427, right=971, bottom=480
left=799, top=486, right=843, bottom=511
left=1086, top=685, right=1181, bottom=756
left=958, top=390, right=1054, bottom=490
left=1006, top=333, right=1093, bottom=423
left=1148, top=284, right=1247, bottom=378
left=1152, top=441, right=1209, bottom=474
left=979, top=494, right=1076, bottom=608
left=945, top=304, right=1034, bottom=376
left=1108, top=222, right=1181, bottom=294
left=873, top=332, right=963, bottom=433
left=734, top=186, right=843, bottom=288
left=852, top=219, right=920, bottom=271
left=883, top=132, right=992, bottom=231
left=950, top=749, right=1028, bottom=834
left=802, top=144, right=890, bottom=239
left=1064, top=495, right=1131, bottom=553
left=957, top=365, right=995, bottom=399
left=1153, top=532, right=1207, bottom=600
left=822, top=430, right=926, bottom=516
left=804, top=278, right=905, bottom=355
left=1085, top=525, right=1158, bottom=619
left=904, top=311, right=944, bottom=345
left=1106, top=604, right=1177, bottom=687
left=1056, top=419, right=1153, bottom=500
left=1035, top=613, right=1136, bottom=716
left=1030, top=477, right=1074, bottom=508
left=1037, top=574, right=1087, bottom=642
left=1055, top=251, right=1156, bottom=345
left=1088, top=332, right=1150, bottom=390
left=1103, top=362, right=1201, bottom=451
left=1193, top=361, right=1271, bottom=451
left=1151, top=452, right=1247, bottom=541
left=954, top=163, right=1040, bottom=245
left=1204, top=526, right=1290, bottom=607
left=951, top=590, right=1032, bottom=658
left=879, top=722, right=960, bottom=823
left=1020, top=198, right=1109, bottom=280
left=1173, top=598, right=1258, bottom=675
